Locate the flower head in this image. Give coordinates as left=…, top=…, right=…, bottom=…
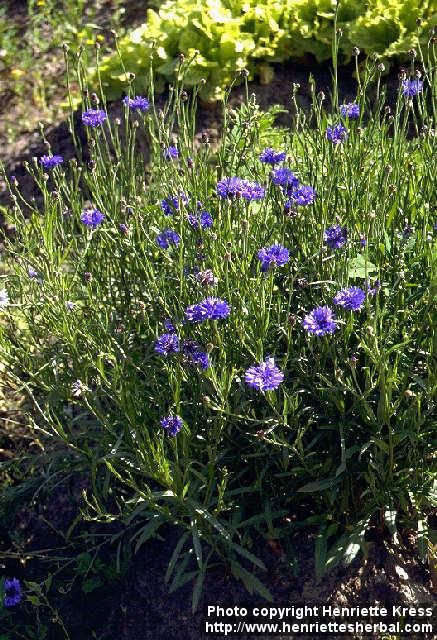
left=0, top=289, right=10, bottom=309
left=185, top=297, right=230, bottom=322
left=182, top=340, right=210, bottom=370
left=122, top=95, right=150, bottom=111
left=187, top=211, right=213, bottom=229
left=303, top=306, right=338, bottom=336
left=259, top=148, right=286, bottom=165
left=164, top=318, right=176, bottom=332
left=39, top=155, right=64, bottom=169
left=286, top=184, right=316, bottom=206
left=241, top=181, right=265, bottom=201
left=82, top=109, right=107, bottom=127
left=326, top=123, right=348, bottom=144
left=81, top=208, right=105, bottom=228
left=401, top=79, right=423, bottom=97
left=71, top=379, right=89, bottom=397
left=65, top=301, right=75, bottom=311
left=154, top=332, right=180, bottom=356
left=156, top=229, right=180, bottom=249
left=324, top=225, right=348, bottom=249
left=4, top=578, right=22, bottom=608
left=340, top=103, right=360, bottom=119
left=164, top=146, right=179, bottom=160
left=216, top=176, right=243, bottom=198
left=257, top=244, right=289, bottom=272
left=216, top=177, right=265, bottom=201
left=244, top=357, right=284, bottom=392
left=196, top=269, right=217, bottom=286
left=271, top=167, right=299, bottom=189
left=161, top=192, right=188, bottom=216
left=160, top=414, right=183, bottom=437
left=333, top=286, right=366, bottom=311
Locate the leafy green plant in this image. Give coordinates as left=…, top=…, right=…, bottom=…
left=93, top=0, right=437, bottom=101
left=0, top=35, right=436, bottom=610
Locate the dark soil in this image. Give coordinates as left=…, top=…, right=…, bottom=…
left=0, top=467, right=434, bottom=640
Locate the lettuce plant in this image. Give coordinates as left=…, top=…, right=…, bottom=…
left=93, top=0, right=437, bottom=101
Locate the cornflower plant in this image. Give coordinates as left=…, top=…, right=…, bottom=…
left=0, top=37, right=436, bottom=608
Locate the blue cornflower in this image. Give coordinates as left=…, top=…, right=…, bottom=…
left=259, top=148, right=286, bottom=164
left=185, top=297, right=230, bottom=322
left=81, top=208, right=105, bottom=228
left=216, top=177, right=265, bottom=201
left=156, top=229, right=180, bottom=249
left=164, top=146, right=179, bottom=160
left=154, top=332, right=180, bottom=356
left=82, top=109, right=107, bottom=127
left=39, top=155, right=64, bottom=169
left=245, top=357, right=284, bottom=392
left=241, top=181, right=265, bottom=201
left=303, top=306, right=338, bottom=336
left=160, top=414, right=183, bottom=437
left=340, top=103, right=360, bottom=119
left=4, top=578, right=22, bottom=608
left=257, top=244, right=289, bottom=272
left=122, top=95, right=150, bottom=111
left=182, top=340, right=210, bottom=370
left=333, top=286, right=366, bottom=311
left=164, top=318, right=176, bottom=332
left=187, top=210, right=213, bottom=229
left=326, top=123, right=348, bottom=144
left=401, top=79, right=423, bottom=97
left=286, top=185, right=316, bottom=206
left=216, top=176, right=244, bottom=198
left=161, top=193, right=188, bottom=216
left=271, top=167, right=299, bottom=189
left=324, top=225, right=348, bottom=249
